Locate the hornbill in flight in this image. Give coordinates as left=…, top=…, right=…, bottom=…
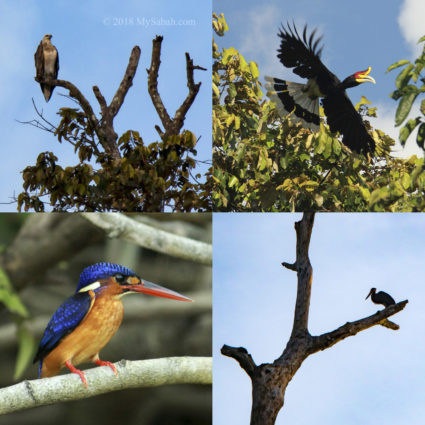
left=265, top=23, right=376, bottom=155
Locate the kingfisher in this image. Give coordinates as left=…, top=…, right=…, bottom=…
left=33, top=262, right=192, bottom=387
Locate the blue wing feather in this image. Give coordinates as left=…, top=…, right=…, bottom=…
left=33, top=292, right=92, bottom=365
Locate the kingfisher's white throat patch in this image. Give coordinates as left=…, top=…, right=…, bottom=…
left=78, top=281, right=101, bottom=292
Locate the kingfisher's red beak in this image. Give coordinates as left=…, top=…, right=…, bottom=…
left=122, top=278, right=193, bottom=302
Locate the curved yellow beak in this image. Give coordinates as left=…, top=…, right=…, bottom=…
left=355, top=66, right=376, bottom=84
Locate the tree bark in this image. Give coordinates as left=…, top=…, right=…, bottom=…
left=222, top=213, right=408, bottom=425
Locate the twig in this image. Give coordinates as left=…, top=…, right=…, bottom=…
left=0, top=357, right=212, bottom=414
left=80, top=213, right=212, bottom=266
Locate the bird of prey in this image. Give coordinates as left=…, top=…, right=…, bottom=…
left=265, top=23, right=376, bottom=155
left=34, top=34, right=59, bottom=102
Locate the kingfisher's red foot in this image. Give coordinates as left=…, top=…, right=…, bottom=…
left=95, top=359, right=118, bottom=376
left=65, top=360, right=87, bottom=388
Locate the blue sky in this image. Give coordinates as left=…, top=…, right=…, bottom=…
left=214, top=0, right=425, bottom=158
left=0, top=0, right=211, bottom=211
left=213, top=213, right=425, bottom=425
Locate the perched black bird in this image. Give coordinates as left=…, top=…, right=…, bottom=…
left=365, top=288, right=395, bottom=307
left=265, top=22, right=376, bottom=154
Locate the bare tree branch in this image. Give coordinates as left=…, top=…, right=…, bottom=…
left=80, top=213, right=212, bottom=266
left=147, top=35, right=205, bottom=139
left=310, top=300, right=408, bottom=353
left=172, top=53, right=207, bottom=133
left=35, top=78, right=99, bottom=131
left=0, top=357, right=211, bottom=415
left=291, top=212, right=314, bottom=336
left=221, top=345, right=256, bottom=377
left=147, top=36, right=173, bottom=137
left=109, top=46, right=141, bottom=117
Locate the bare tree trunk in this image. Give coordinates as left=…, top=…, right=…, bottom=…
left=222, top=213, right=408, bottom=425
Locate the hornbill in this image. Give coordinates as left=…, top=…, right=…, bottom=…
left=265, top=23, right=376, bottom=155
left=365, top=288, right=395, bottom=307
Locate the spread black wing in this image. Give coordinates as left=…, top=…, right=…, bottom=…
left=322, top=92, right=375, bottom=153
left=277, top=23, right=340, bottom=94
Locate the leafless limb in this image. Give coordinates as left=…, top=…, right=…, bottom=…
left=80, top=213, right=212, bottom=266
left=0, top=356, right=212, bottom=415
left=221, top=345, right=256, bottom=377
left=147, top=35, right=206, bottom=139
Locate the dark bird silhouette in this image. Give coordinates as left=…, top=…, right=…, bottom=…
left=365, top=288, right=395, bottom=307
left=34, top=34, right=59, bottom=102
left=265, top=22, right=376, bottom=155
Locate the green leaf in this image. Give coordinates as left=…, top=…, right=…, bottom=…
left=386, top=59, right=410, bottom=73
left=395, top=64, right=415, bottom=89
left=249, top=61, right=259, bottom=79
left=395, top=87, right=420, bottom=126
left=417, top=122, right=425, bottom=150
left=332, top=138, right=341, bottom=156
left=400, top=173, right=411, bottom=190
left=222, top=47, right=238, bottom=65
left=314, top=194, right=324, bottom=207
left=212, top=83, right=220, bottom=98
left=421, top=99, right=425, bottom=115
left=239, top=54, right=250, bottom=73
left=14, top=324, right=35, bottom=380
left=0, top=268, right=29, bottom=318
left=228, top=175, right=239, bottom=188
left=399, top=118, right=421, bottom=146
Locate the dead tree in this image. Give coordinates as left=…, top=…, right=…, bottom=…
left=221, top=212, right=408, bottom=425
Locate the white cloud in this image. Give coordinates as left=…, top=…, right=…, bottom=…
left=238, top=4, right=288, bottom=79
left=398, top=0, right=425, bottom=58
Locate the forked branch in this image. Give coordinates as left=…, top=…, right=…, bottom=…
left=147, top=35, right=206, bottom=139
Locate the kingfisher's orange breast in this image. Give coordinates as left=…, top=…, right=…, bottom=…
left=41, top=289, right=124, bottom=378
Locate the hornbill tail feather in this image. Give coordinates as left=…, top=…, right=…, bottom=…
left=265, top=76, right=320, bottom=130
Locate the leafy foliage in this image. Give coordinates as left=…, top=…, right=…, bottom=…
left=387, top=36, right=425, bottom=149
left=212, top=13, right=425, bottom=211
left=19, top=112, right=211, bottom=212
left=0, top=267, right=35, bottom=379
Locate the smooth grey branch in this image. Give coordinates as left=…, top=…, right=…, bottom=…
left=0, top=356, right=212, bottom=414
left=81, top=213, right=212, bottom=266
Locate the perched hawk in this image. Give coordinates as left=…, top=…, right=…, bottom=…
left=34, top=34, right=59, bottom=102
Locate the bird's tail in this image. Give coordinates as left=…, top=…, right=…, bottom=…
left=265, top=76, right=320, bottom=131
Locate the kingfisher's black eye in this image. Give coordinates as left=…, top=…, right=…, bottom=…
left=115, top=273, right=126, bottom=284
